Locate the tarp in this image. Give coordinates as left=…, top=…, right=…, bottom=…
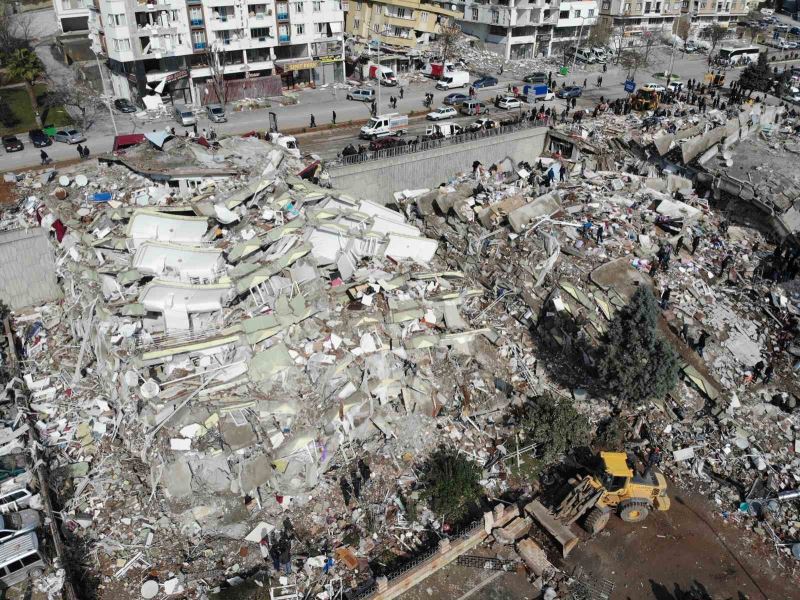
left=144, top=131, right=171, bottom=149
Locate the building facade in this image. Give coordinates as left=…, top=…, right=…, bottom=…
left=597, top=0, right=682, bottom=39
left=551, top=0, right=598, bottom=57
left=54, top=0, right=91, bottom=32
left=87, top=0, right=345, bottom=104
left=344, top=0, right=460, bottom=50
left=456, top=0, right=566, bottom=60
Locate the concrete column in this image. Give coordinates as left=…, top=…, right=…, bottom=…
left=438, top=538, right=451, bottom=554
left=505, top=26, right=512, bottom=60
left=377, top=576, right=388, bottom=591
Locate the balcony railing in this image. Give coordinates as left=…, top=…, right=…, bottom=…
left=190, top=18, right=204, bottom=25
left=277, top=12, right=290, bottom=20
left=279, top=34, right=290, bottom=42
left=194, top=41, right=207, bottom=49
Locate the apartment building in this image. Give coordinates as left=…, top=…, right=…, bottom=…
left=551, top=0, right=598, bottom=57
left=344, top=0, right=460, bottom=50
left=54, top=0, right=91, bottom=32
left=87, top=0, right=345, bottom=104
left=688, top=0, right=750, bottom=30
left=598, top=0, right=682, bottom=38
left=456, top=0, right=564, bottom=60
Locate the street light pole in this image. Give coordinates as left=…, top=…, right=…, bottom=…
left=571, top=17, right=587, bottom=76
left=665, top=37, right=677, bottom=90
left=92, top=46, right=118, bottom=137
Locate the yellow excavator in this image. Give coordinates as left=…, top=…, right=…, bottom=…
left=526, top=452, right=670, bottom=556
left=631, top=87, right=661, bottom=111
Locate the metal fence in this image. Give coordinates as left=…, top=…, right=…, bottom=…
left=334, top=118, right=549, bottom=167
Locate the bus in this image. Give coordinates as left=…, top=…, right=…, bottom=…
left=718, top=46, right=763, bottom=65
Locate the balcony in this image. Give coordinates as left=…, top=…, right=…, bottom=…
left=279, top=34, right=291, bottom=42
left=190, top=18, right=204, bottom=26
left=277, top=12, right=290, bottom=20
left=194, top=41, right=207, bottom=50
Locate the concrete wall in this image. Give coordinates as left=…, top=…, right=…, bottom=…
left=0, top=228, right=62, bottom=311
left=329, top=126, right=549, bottom=203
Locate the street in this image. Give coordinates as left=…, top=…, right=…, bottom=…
left=0, top=45, right=781, bottom=172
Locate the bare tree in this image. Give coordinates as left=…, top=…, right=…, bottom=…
left=620, top=49, right=647, bottom=80
left=437, top=21, right=462, bottom=64
left=46, top=82, right=104, bottom=130
left=204, top=43, right=229, bottom=106
left=587, top=19, right=613, bottom=50
left=675, top=16, right=690, bottom=50
left=707, top=24, right=727, bottom=63
left=641, top=30, right=658, bottom=65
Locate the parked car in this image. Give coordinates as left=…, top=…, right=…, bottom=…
left=556, top=86, right=583, bottom=99
left=443, top=93, right=469, bottom=105
left=368, top=136, right=404, bottom=151
left=524, top=72, right=548, bottom=84
left=467, top=118, right=498, bottom=132
left=460, top=100, right=489, bottom=116
left=473, top=75, right=498, bottom=88
left=27, top=129, right=51, bottom=147
left=790, top=26, right=800, bottom=36
left=426, top=106, right=458, bottom=120
left=113, top=98, right=137, bottom=113
left=2, top=135, right=23, bottom=152
left=497, top=96, right=522, bottom=109
left=206, top=104, right=227, bottom=123
left=643, top=82, right=666, bottom=92
left=52, top=128, right=86, bottom=144
left=684, top=41, right=699, bottom=53
left=347, top=88, right=376, bottom=102
left=667, top=81, right=683, bottom=92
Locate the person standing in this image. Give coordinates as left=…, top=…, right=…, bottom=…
left=660, top=287, right=671, bottom=310
left=76, top=143, right=84, bottom=160
left=399, top=86, right=404, bottom=99
left=332, top=110, right=336, bottom=125
left=596, top=223, right=604, bottom=244
left=691, top=233, right=701, bottom=255
left=696, top=330, right=709, bottom=356
left=310, top=114, right=316, bottom=128
left=82, top=145, right=90, bottom=160
left=40, top=149, right=49, bottom=165
left=763, top=362, right=774, bottom=384
left=192, top=122, right=198, bottom=136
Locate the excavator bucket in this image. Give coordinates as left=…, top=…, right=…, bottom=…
left=525, top=500, right=579, bottom=557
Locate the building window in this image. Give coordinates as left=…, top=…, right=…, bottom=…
left=295, top=23, right=305, bottom=34
left=624, top=2, right=630, bottom=10
left=420, top=10, right=427, bottom=21
left=251, top=26, right=271, bottom=38
left=373, top=22, right=379, bottom=32
left=110, top=13, right=126, bottom=26
left=112, top=38, right=130, bottom=51
left=574, top=9, right=581, bottom=16
left=602, top=0, right=610, bottom=8
left=397, top=7, right=406, bottom=17
left=313, top=1, right=321, bottom=11
left=354, top=17, right=360, bottom=27
left=315, top=22, right=326, bottom=33
left=293, top=2, right=304, bottom=12
left=356, top=1, right=361, bottom=10
left=559, top=9, right=569, bottom=17
left=645, top=1, right=651, bottom=11
left=588, top=8, right=595, bottom=16
left=471, top=7, right=478, bottom=19
left=655, top=1, right=661, bottom=9
left=491, top=9, right=499, bottom=23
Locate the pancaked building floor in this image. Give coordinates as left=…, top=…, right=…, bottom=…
left=1, top=97, right=800, bottom=599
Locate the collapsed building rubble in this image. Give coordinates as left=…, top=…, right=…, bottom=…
left=1, top=94, right=800, bottom=599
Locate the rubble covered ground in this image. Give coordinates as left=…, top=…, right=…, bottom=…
left=0, top=88, right=800, bottom=600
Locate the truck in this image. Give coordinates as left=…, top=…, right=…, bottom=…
left=425, top=121, right=463, bottom=139
left=422, top=62, right=455, bottom=79
left=359, top=113, right=409, bottom=140
left=435, top=70, right=470, bottom=90
left=368, top=64, right=398, bottom=86
left=522, top=84, right=554, bottom=102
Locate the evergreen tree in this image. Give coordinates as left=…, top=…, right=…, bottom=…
left=419, top=447, right=482, bottom=521
left=0, top=96, right=19, bottom=128
left=738, top=51, right=774, bottom=94
left=597, top=287, right=679, bottom=404
left=522, top=396, right=592, bottom=472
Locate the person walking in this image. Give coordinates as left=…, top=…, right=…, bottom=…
left=660, top=287, right=671, bottom=310
left=595, top=223, right=604, bottom=244
left=399, top=86, right=404, bottom=99
left=719, top=252, right=733, bottom=277
left=597, top=75, right=602, bottom=88
left=192, top=122, right=198, bottom=136
left=332, top=110, right=336, bottom=125
left=602, top=63, right=607, bottom=73
left=583, top=78, right=587, bottom=89
left=763, top=362, right=774, bottom=384
left=310, top=114, right=316, bottom=128
left=696, top=330, right=709, bottom=357
left=40, top=149, right=49, bottom=165
left=82, top=145, right=90, bottom=160
left=76, top=143, right=84, bottom=160
left=691, top=233, right=701, bottom=254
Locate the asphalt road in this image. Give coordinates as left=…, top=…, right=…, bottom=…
left=0, top=44, right=788, bottom=173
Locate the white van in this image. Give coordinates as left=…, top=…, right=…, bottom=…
left=0, top=531, right=46, bottom=588
left=173, top=104, right=197, bottom=126
left=346, top=88, right=376, bottom=102
left=435, top=71, right=470, bottom=90
left=360, top=113, right=409, bottom=139
left=569, top=48, right=595, bottom=63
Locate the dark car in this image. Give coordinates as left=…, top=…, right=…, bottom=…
left=368, top=136, right=405, bottom=151
left=473, top=76, right=498, bottom=88
left=114, top=98, right=137, bottom=113
left=556, top=85, right=583, bottom=99
left=443, top=93, right=469, bottom=105
left=28, top=129, right=52, bottom=147
left=524, top=71, right=548, bottom=84
left=791, top=26, right=800, bottom=35
left=2, top=135, right=23, bottom=152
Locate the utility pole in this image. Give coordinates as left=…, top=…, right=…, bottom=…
left=665, top=39, right=677, bottom=91
left=92, top=45, right=118, bottom=137
left=571, top=17, right=587, bottom=76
